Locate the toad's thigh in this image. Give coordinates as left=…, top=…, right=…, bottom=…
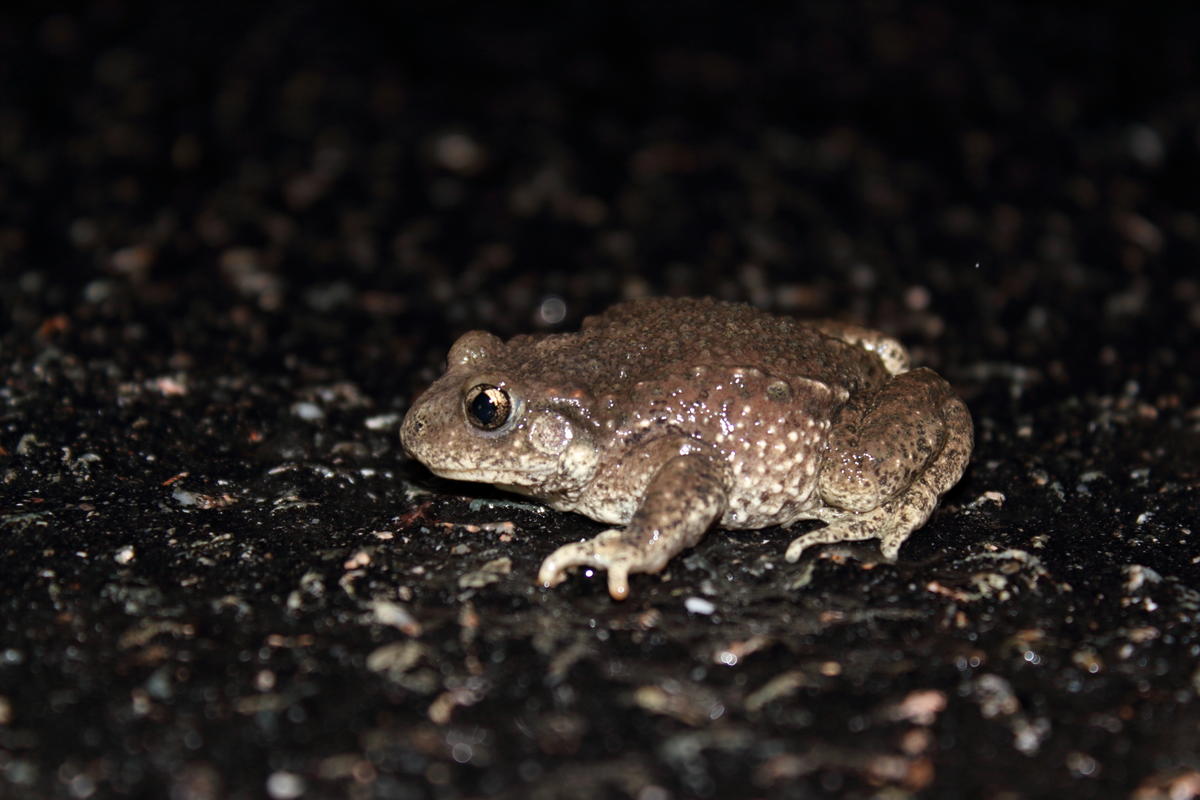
left=818, top=368, right=964, bottom=513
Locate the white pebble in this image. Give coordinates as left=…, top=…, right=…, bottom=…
left=684, top=597, right=715, bottom=615
left=291, top=402, right=324, bottom=421
left=266, top=772, right=305, bottom=799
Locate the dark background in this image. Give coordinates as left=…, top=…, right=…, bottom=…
left=2, top=2, right=1199, bottom=798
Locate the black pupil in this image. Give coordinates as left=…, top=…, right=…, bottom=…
left=470, top=390, right=499, bottom=425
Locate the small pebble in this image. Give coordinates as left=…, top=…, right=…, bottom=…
left=685, top=597, right=715, bottom=615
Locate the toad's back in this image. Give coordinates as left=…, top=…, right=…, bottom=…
left=502, top=297, right=892, bottom=398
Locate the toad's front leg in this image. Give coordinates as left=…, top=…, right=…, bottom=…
left=538, top=453, right=728, bottom=600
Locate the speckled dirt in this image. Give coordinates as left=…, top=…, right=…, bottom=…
left=2, top=3, right=1199, bottom=799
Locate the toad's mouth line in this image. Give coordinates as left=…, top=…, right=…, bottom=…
left=428, top=467, right=546, bottom=486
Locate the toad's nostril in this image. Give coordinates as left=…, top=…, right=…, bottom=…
left=400, top=413, right=424, bottom=452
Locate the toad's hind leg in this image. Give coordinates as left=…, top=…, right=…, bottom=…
left=786, top=368, right=973, bottom=562
left=810, top=321, right=910, bottom=375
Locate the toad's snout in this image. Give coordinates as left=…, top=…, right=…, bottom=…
left=399, top=407, right=426, bottom=457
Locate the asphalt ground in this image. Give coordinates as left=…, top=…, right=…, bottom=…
left=2, top=3, right=1199, bottom=798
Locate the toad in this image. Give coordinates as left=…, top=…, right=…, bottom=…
left=400, top=297, right=972, bottom=600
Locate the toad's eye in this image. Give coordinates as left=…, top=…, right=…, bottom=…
left=464, top=384, right=512, bottom=430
